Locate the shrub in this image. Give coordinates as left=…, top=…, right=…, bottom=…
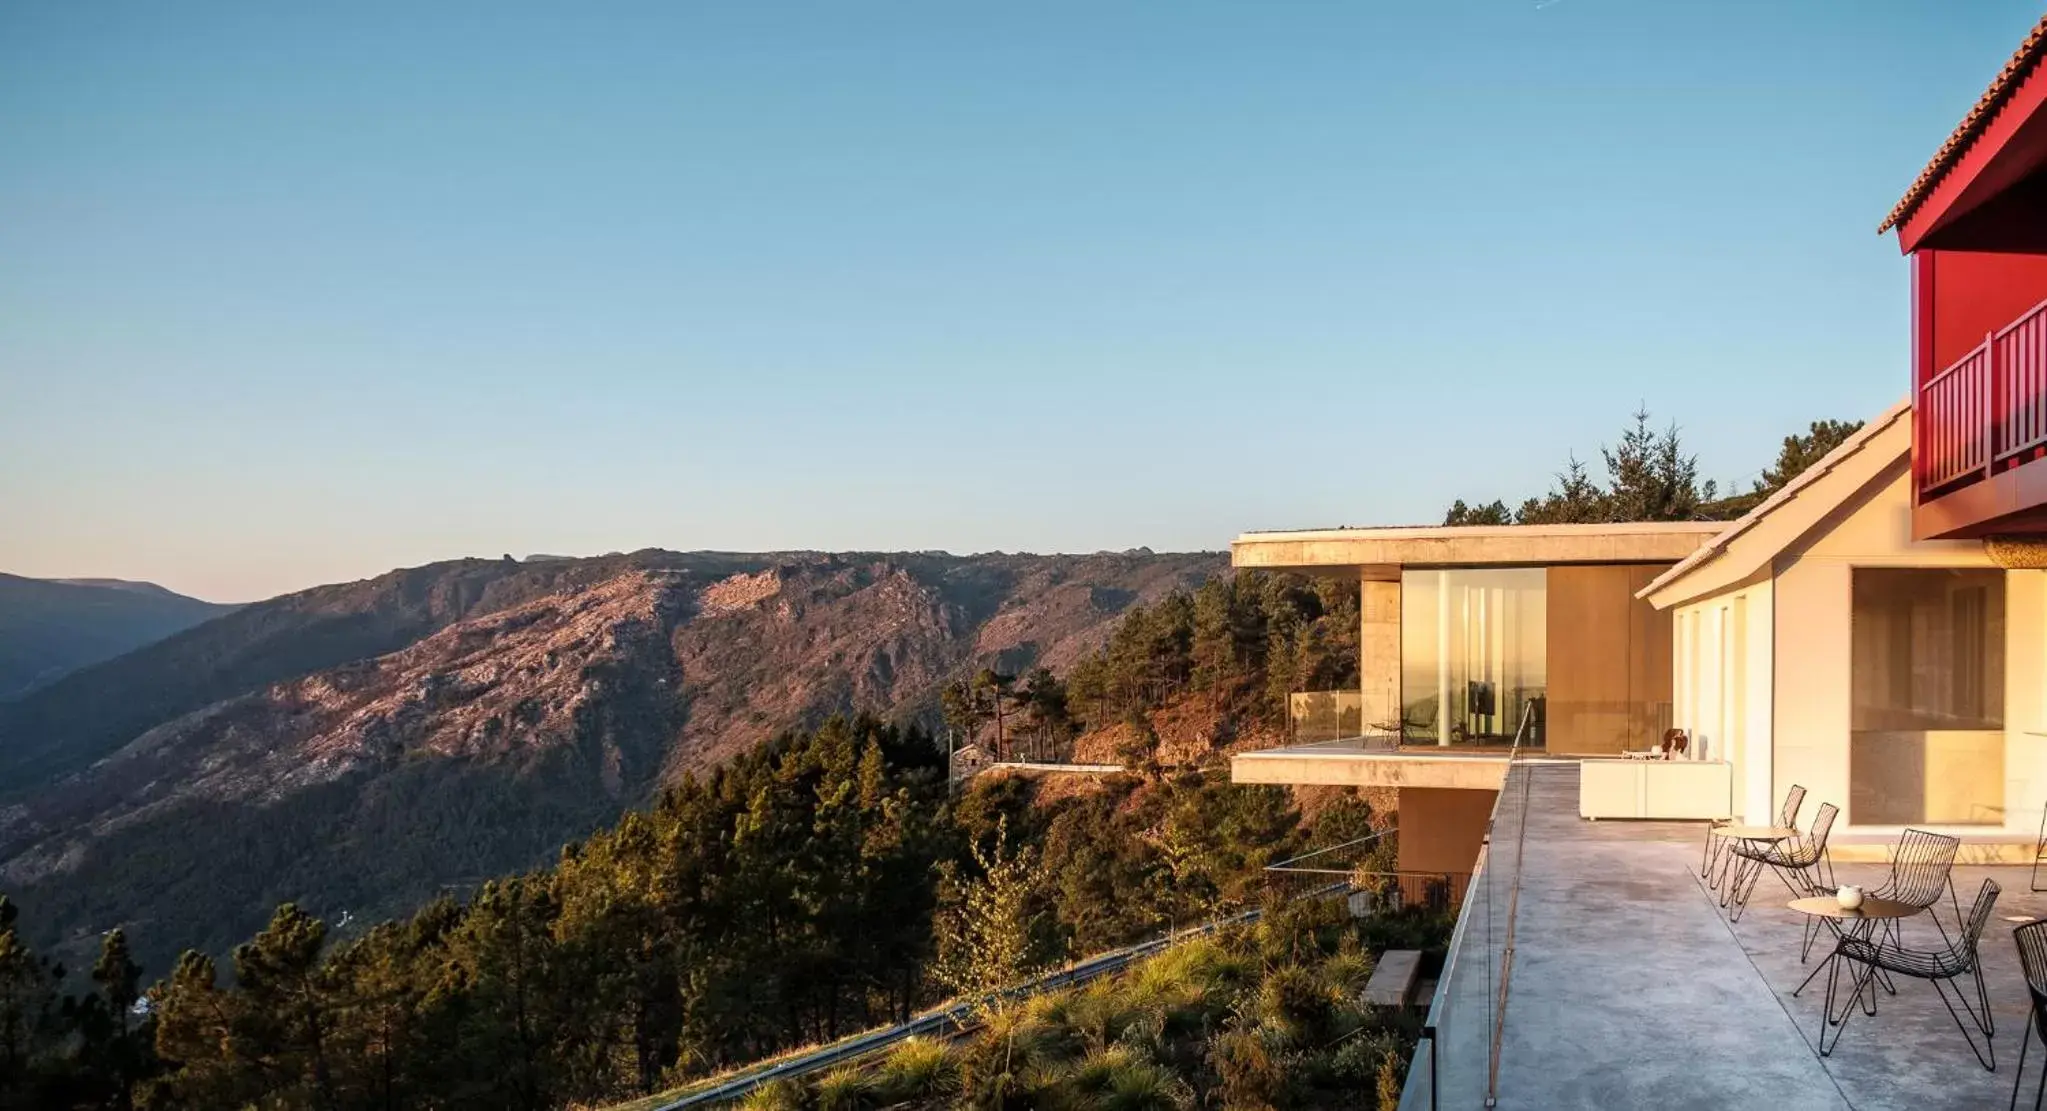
left=873, top=1037, right=960, bottom=1101
left=1055, top=1046, right=1191, bottom=1111
left=1208, top=1025, right=1285, bottom=1110
left=1319, top=944, right=1375, bottom=996
left=1254, top=964, right=1337, bottom=1047
left=738, top=1078, right=806, bottom=1111
left=811, top=1065, right=874, bottom=1111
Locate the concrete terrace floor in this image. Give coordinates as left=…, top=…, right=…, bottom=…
left=1427, top=762, right=2047, bottom=1110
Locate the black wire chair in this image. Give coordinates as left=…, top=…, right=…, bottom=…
left=1703, top=783, right=1804, bottom=893
left=2014, top=919, right=2047, bottom=1110
left=1829, top=878, right=2000, bottom=1068
left=1872, top=828, right=1965, bottom=981
left=1793, top=826, right=1966, bottom=1005
left=1726, top=801, right=1837, bottom=924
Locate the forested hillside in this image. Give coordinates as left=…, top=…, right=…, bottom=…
left=0, top=716, right=1398, bottom=1110
left=0, top=550, right=1221, bottom=973
left=938, top=571, right=1360, bottom=769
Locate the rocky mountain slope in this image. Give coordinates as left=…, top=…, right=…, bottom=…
left=0, top=549, right=1221, bottom=968
left=0, top=574, right=236, bottom=701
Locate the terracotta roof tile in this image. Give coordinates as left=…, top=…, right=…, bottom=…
left=1879, top=12, right=2047, bottom=235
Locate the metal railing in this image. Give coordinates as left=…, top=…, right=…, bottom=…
left=1353, top=870, right=1469, bottom=915
left=1996, top=299, right=2047, bottom=463
left=1919, top=296, right=2047, bottom=493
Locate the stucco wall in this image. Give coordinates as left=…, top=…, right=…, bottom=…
left=1668, top=458, right=2047, bottom=836
left=1673, top=573, right=1773, bottom=824
left=1760, top=461, right=2047, bottom=836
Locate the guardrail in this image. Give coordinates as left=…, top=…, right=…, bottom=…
left=649, top=884, right=1352, bottom=1109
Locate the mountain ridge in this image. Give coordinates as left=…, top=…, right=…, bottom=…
left=0, top=573, right=238, bottom=701
left=0, top=548, right=1224, bottom=969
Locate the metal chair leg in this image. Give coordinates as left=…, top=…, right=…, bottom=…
left=1931, top=973, right=1997, bottom=1071
left=1727, top=855, right=1763, bottom=921
left=2012, top=1010, right=2034, bottom=1111
left=1974, top=961, right=1999, bottom=1037
left=1820, top=951, right=1878, bottom=1056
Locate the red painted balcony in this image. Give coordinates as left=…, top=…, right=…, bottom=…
left=1917, top=297, right=2047, bottom=498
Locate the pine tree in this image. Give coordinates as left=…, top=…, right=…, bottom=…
left=1515, top=455, right=1608, bottom=523
left=0, top=897, right=64, bottom=1106
left=972, top=670, right=1016, bottom=760
left=1442, top=498, right=1512, bottom=525
left=146, top=951, right=243, bottom=1108
left=229, top=904, right=339, bottom=1110
left=1758, top=419, right=1861, bottom=493
left=86, top=929, right=147, bottom=1110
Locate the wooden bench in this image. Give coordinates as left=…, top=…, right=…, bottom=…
left=1362, top=949, right=1423, bottom=1008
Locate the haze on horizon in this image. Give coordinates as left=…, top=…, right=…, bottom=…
left=3, top=1, right=2037, bottom=604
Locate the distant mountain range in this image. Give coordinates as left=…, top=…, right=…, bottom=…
left=0, top=549, right=1222, bottom=970
left=0, top=574, right=237, bottom=701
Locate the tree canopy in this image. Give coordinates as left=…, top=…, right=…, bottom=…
left=1444, top=409, right=1864, bottom=526
left=0, top=704, right=1380, bottom=1110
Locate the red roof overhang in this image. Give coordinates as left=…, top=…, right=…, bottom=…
left=1882, top=14, right=2047, bottom=254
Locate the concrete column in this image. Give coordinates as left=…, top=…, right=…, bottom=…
left=1360, top=579, right=1401, bottom=738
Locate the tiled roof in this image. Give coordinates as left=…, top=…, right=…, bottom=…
left=1879, top=12, right=2047, bottom=235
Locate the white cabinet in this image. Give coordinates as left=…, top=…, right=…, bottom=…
left=1579, top=760, right=1732, bottom=820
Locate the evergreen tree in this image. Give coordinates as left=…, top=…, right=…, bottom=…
left=1599, top=408, right=1714, bottom=521
left=1758, top=419, right=1862, bottom=494
left=84, top=929, right=146, bottom=1111
left=1515, top=455, right=1609, bottom=524
left=1442, top=499, right=1512, bottom=526
left=107, top=714, right=1338, bottom=1109
left=1448, top=409, right=1866, bottom=526
left=228, top=904, right=340, bottom=1110
left=0, top=897, right=65, bottom=1107
left=971, top=670, right=1017, bottom=760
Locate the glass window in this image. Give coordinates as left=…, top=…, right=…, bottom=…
left=1851, top=569, right=2004, bottom=731
left=1849, top=568, right=2005, bottom=826
left=1400, top=569, right=1546, bottom=746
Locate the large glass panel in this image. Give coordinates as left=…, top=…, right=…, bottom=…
left=1849, top=568, right=2006, bottom=825
left=1400, top=569, right=1546, bottom=746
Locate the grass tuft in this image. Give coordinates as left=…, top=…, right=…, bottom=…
left=873, top=1036, right=960, bottom=1101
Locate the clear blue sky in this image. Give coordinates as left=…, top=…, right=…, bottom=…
left=2, top=1, right=2039, bottom=602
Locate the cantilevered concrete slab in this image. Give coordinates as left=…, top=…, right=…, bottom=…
left=1230, top=740, right=1511, bottom=789
left=1232, top=520, right=1723, bottom=576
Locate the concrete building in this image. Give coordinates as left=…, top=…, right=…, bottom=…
left=1229, top=520, right=1722, bottom=879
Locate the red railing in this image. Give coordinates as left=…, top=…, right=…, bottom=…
left=1918, top=297, right=2047, bottom=495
